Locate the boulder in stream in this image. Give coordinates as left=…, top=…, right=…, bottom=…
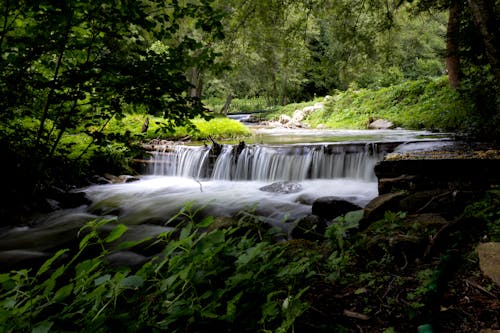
left=312, top=196, right=362, bottom=221
left=259, top=181, right=302, bottom=194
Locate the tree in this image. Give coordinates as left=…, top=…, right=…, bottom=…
left=0, top=0, right=224, bottom=194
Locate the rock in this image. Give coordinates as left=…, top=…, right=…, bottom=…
left=378, top=175, right=419, bottom=194
left=89, top=175, right=112, bottom=184
left=361, top=191, right=407, bottom=228
left=312, top=196, right=362, bottom=220
left=259, top=182, right=302, bottom=194
left=477, top=242, right=500, bottom=287
left=106, top=251, right=149, bottom=269
left=403, top=213, right=449, bottom=228
left=374, top=159, right=500, bottom=191
left=368, top=119, right=394, bottom=129
left=118, top=175, right=141, bottom=183
left=0, top=217, right=91, bottom=252
left=0, top=250, right=55, bottom=271
left=295, top=193, right=316, bottom=205
left=279, top=114, right=291, bottom=124
left=291, top=214, right=326, bottom=241
left=292, top=109, right=306, bottom=123
left=316, top=124, right=327, bottom=129
left=47, top=186, right=91, bottom=209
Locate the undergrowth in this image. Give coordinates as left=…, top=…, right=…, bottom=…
left=1, top=189, right=499, bottom=332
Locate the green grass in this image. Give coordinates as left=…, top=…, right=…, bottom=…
left=203, top=96, right=277, bottom=114
left=304, top=76, right=472, bottom=131
left=98, top=114, right=252, bottom=142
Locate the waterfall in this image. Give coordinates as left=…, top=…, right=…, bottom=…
left=150, top=145, right=211, bottom=179
left=149, top=143, right=384, bottom=181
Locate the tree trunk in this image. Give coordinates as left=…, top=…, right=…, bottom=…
left=468, top=0, right=500, bottom=91
left=187, top=67, right=202, bottom=98
left=446, top=0, right=461, bottom=89
left=220, top=94, right=233, bottom=115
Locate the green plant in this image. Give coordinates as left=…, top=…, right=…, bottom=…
left=0, top=206, right=319, bottom=332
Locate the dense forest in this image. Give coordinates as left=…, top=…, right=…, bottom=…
left=1, top=0, right=498, bottom=197
left=0, top=0, right=499, bottom=332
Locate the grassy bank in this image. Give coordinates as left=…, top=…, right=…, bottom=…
left=265, top=76, right=474, bottom=132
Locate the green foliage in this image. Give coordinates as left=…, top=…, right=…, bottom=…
left=106, top=113, right=251, bottom=141
left=461, top=190, right=500, bottom=242
left=0, top=0, right=224, bottom=194
left=305, top=77, right=473, bottom=131
left=203, top=97, right=277, bottom=114
left=205, top=0, right=447, bottom=102
left=0, top=208, right=318, bottom=332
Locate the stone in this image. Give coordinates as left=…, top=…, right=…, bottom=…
left=279, top=114, right=291, bottom=124
left=259, top=181, right=302, bottom=194
left=368, top=119, right=394, bottom=129
left=292, top=109, right=306, bottom=123
left=291, top=214, right=326, bottom=241
left=312, top=196, right=362, bottom=220
left=0, top=250, right=54, bottom=271
left=106, top=251, right=149, bottom=269
left=477, top=242, right=500, bottom=287
left=361, top=191, right=407, bottom=228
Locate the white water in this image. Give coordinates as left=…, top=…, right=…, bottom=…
left=84, top=176, right=378, bottom=230
left=149, top=143, right=383, bottom=182
left=79, top=141, right=383, bottom=228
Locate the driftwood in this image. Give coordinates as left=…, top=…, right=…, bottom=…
left=208, top=135, right=222, bottom=156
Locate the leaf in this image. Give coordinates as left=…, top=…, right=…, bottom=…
left=94, top=274, right=111, bottom=286
left=31, top=320, right=53, bottom=333
left=118, top=275, right=144, bottom=289
left=344, top=210, right=364, bottom=227
left=196, top=216, right=214, bottom=228
left=105, top=224, right=128, bottom=243
left=179, top=224, right=193, bottom=240
left=53, top=283, right=74, bottom=302
left=236, top=243, right=267, bottom=265
left=76, top=258, right=101, bottom=279
left=43, top=265, right=67, bottom=296
left=196, top=230, right=225, bottom=253
left=36, top=249, right=69, bottom=277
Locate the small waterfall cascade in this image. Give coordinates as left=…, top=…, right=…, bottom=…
left=149, top=142, right=387, bottom=182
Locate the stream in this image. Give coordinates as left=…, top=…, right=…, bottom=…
left=0, top=126, right=453, bottom=263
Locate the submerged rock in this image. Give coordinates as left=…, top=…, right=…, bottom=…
left=259, top=182, right=302, bottom=194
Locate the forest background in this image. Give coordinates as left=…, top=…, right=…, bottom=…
left=1, top=1, right=499, bottom=332
left=1, top=0, right=498, bottom=203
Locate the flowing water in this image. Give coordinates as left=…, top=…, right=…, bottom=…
left=81, top=128, right=449, bottom=229
left=0, top=128, right=451, bottom=253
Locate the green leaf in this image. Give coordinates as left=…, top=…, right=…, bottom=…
left=94, top=274, right=111, bottom=286
left=105, top=224, right=128, bottom=243
left=76, top=258, right=101, bottom=279
left=36, top=249, right=68, bottom=277
left=344, top=210, right=364, bottom=227
left=236, top=243, right=267, bottom=265
left=53, top=283, right=74, bottom=302
left=118, top=275, right=144, bottom=289
left=196, top=216, right=214, bottom=228
left=179, top=224, right=193, bottom=240
left=31, top=320, right=53, bottom=333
